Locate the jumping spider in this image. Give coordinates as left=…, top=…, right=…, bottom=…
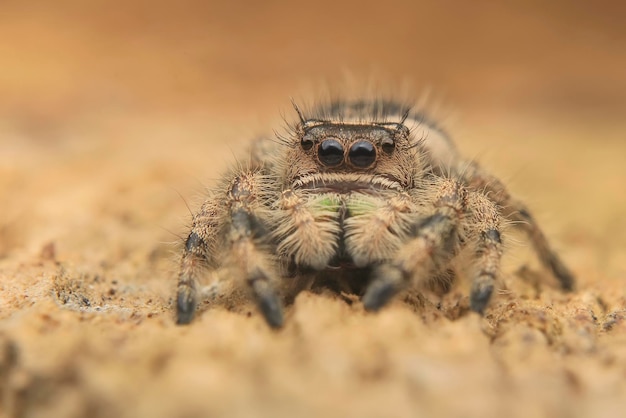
left=176, top=99, right=574, bottom=328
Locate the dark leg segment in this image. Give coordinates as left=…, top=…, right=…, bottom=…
left=470, top=229, right=502, bottom=314
left=362, top=179, right=465, bottom=311
left=461, top=162, right=575, bottom=291
left=226, top=176, right=284, bottom=328
left=362, top=264, right=404, bottom=311
left=249, top=273, right=283, bottom=329
left=176, top=231, right=207, bottom=324
left=176, top=276, right=198, bottom=324
left=175, top=171, right=284, bottom=328
left=509, top=205, right=574, bottom=291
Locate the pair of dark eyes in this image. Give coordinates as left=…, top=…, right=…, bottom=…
left=300, top=137, right=395, bottom=168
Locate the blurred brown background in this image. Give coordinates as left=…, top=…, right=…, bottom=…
left=1, top=1, right=626, bottom=417
left=2, top=0, right=625, bottom=120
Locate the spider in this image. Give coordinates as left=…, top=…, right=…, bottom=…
left=175, top=99, right=574, bottom=328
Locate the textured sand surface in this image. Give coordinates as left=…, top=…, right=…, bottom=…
left=1, top=2, right=626, bottom=417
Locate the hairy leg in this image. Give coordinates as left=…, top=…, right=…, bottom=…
left=465, top=193, right=504, bottom=313
left=176, top=206, right=219, bottom=325
left=176, top=237, right=204, bottom=325
left=176, top=171, right=284, bottom=328
left=460, top=162, right=574, bottom=291
left=361, top=179, right=505, bottom=314
left=362, top=178, right=466, bottom=311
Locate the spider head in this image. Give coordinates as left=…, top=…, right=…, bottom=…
left=286, top=118, right=417, bottom=192
left=298, top=120, right=410, bottom=170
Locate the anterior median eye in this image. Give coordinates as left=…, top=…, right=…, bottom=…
left=318, top=139, right=344, bottom=167
left=349, top=141, right=376, bottom=168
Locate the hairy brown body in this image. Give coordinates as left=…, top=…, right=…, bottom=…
left=176, top=100, right=574, bottom=328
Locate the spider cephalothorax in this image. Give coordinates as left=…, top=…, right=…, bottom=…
left=175, top=99, right=574, bottom=328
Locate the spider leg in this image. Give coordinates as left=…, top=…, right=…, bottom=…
left=508, top=202, right=574, bottom=290
left=461, top=162, right=574, bottom=291
left=176, top=230, right=205, bottom=325
left=227, top=205, right=284, bottom=328
left=362, top=179, right=466, bottom=311
left=176, top=171, right=284, bottom=328
left=465, top=193, right=504, bottom=313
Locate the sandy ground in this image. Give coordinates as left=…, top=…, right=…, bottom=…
left=1, top=1, right=626, bottom=417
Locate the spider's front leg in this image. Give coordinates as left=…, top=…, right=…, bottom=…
left=361, top=179, right=466, bottom=311
left=176, top=223, right=208, bottom=325
left=176, top=170, right=284, bottom=329
left=362, top=178, right=504, bottom=314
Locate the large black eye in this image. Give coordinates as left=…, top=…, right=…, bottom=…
left=318, top=139, right=344, bottom=167
left=348, top=141, right=376, bottom=168
left=381, top=137, right=395, bottom=154
left=300, top=135, right=314, bottom=150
